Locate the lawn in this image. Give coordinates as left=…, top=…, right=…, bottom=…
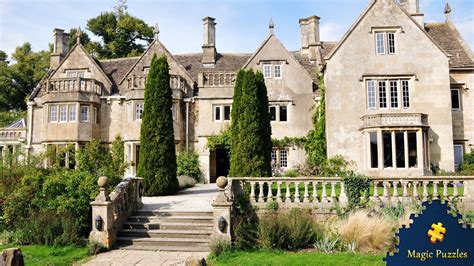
left=208, top=250, right=384, bottom=266
left=0, top=244, right=88, bottom=266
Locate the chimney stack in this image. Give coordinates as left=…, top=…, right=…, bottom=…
left=202, top=17, right=216, bottom=67
left=299, top=16, right=320, bottom=61
left=50, top=28, right=69, bottom=70
left=399, top=0, right=424, bottom=26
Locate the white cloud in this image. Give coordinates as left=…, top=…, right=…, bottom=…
left=320, top=22, right=346, bottom=42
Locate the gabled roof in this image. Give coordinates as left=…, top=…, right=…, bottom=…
left=242, top=33, right=316, bottom=81
left=425, top=22, right=474, bottom=69
left=118, top=39, right=195, bottom=86
left=325, top=0, right=449, bottom=60
left=98, top=57, right=140, bottom=91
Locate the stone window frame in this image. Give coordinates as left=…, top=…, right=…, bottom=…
left=453, top=144, right=464, bottom=168
left=365, top=78, right=411, bottom=111
left=50, top=105, right=58, bottom=123
left=59, top=105, right=68, bottom=123
left=69, top=105, right=77, bottom=122
left=135, top=102, right=144, bottom=121
left=451, top=88, right=461, bottom=111
left=274, top=64, right=283, bottom=79
left=271, top=148, right=289, bottom=169
left=92, top=107, right=98, bottom=124
left=371, top=27, right=400, bottom=56
left=80, top=105, right=90, bottom=123
left=213, top=104, right=231, bottom=122
left=269, top=103, right=289, bottom=123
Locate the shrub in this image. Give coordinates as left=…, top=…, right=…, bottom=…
left=266, top=202, right=279, bottom=212
left=177, top=152, right=202, bottom=181
left=233, top=194, right=259, bottom=250
left=209, top=237, right=233, bottom=256
left=338, top=210, right=395, bottom=253
left=343, top=174, right=370, bottom=209
left=88, top=241, right=107, bottom=255
left=314, top=235, right=340, bottom=253
left=283, top=169, right=298, bottom=177
left=258, top=208, right=316, bottom=250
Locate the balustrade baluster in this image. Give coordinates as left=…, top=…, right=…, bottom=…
left=382, top=181, right=389, bottom=201
left=258, top=181, right=265, bottom=202
left=249, top=182, right=256, bottom=203
left=372, top=181, right=379, bottom=200
left=330, top=182, right=336, bottom=200
left=339, top=182, right=348, bottom=203
left=303, top=182, right=310, bottom=203
left=312, top=181, right=318, bottom=203
left=321, top=182, right=328, bottom=203
left=413, top=181, right=419, bottom=198
left=442, top=181, right=449, bottom=199
left=402, top=181, right=408, bottom=201
left=422, top=181, right=428, bottom=201
left=433, top=181, right=439, bottom=200
left=285, top=181, right=291, bottom=203
left=294, top=181, right=301, bottom=203
left=453, top=180, right=459, bottom=197
left=392, top=181, right=399, bottom=201
left=266, top=181, right=274, bottom=202
left=276, top=181, right=283, bottom=202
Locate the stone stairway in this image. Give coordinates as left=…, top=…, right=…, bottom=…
left=115, top=209, right=213, bottom=252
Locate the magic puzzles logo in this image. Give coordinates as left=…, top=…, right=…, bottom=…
left=384, top=200, right=474, bottom=266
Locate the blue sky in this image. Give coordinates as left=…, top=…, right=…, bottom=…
left=0, top=0, right=473, bottom=57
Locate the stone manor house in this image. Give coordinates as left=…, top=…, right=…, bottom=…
left=0, top=0, right=473, bottom=182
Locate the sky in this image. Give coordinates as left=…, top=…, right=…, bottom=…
left=0, top=0, right=473, bottom=57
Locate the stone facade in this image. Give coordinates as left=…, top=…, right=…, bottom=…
left=1, top=0, right=473, bottom=181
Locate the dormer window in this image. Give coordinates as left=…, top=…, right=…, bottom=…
left=263, top=64, right=283, bottom=79
left=375, top=32, right=396, bottom=55
left=263, top=64, right=272, bottom=78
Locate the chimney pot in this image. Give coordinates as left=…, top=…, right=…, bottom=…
left=50, top=28, right=69, bottom=70
left=299, top=16, right=320, bottom=61
left=202, top=17, right=217, bottom=67
left=399, top=0, right=424, bottom=26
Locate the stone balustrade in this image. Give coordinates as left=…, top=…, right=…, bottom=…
left=199, top=72, right=236, bottom=87
left=0, top=128, right=26, bottom=140
left=89, top=176, right=143, bottom=249
left=361, top=113, right=429, bottom=129
left=228, top=176, right=474, bottom=208
left=126, top=74, right=187, bottom=92
left=47, top=77, right=103, bottom=95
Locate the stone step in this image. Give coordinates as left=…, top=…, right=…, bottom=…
left=135, top=210, right=213, bottom=217
left=116, top=244, right=211, bottom=252
left=116, top=236, right=210, bottom=248
left=122, top=221, right=213, bottom=230
left=117, top=229, right=212, bottom=239
left=127, top=215, right=213, bottom=224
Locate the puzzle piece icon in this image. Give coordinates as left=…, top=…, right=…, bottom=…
left=427, top=222, right=446, bottom=244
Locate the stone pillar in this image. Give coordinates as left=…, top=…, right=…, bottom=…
left=89, top=176, right=116, bottom=249
left=211, top=177, right=232, bottom=242
left=1, top=248, right=24, bottom=266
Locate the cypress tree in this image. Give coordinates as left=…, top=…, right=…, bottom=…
left=229, top=70, right=245, bottom=177
left=229, top=69, right=272, bottom=177
left=138, top=54, right=179, bottom=196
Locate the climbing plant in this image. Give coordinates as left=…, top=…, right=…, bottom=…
left=305, top=72, right=327, bottom=166
left=342, top=174, right=371, bottom=209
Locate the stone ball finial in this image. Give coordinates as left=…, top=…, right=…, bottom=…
left=98, top=176, right=109, bottom=189
left=216, top=176, right=228, bottom=189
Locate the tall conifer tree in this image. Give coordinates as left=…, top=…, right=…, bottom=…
left=138, top=54, right=178, bottom=195
left=229, top=69, right=272, bottom=177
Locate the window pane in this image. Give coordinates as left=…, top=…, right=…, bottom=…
left=269, top=106, right=276, bottom=121
left=454, top=145, right=464, bottom=167
left=136, top=103, right=143, bottom=120
left=60, top=106, right=67, bottom=122
left=81, top=106, right=89, bottom=122
left=383, top=131, right=393, bottom=168
left=387, top=32, right=396, bottom=54
left=279, top=105, right=287, bottom=122
left=50, top=105, right=58, bottom=122
left=408, top=131, right=417, bottom=167
left=224, top=105, right=231, bottom=121
left=379, top=81, right=387, bottom=108
left=376, top=33, right=385, bottom=54
left=390, top=80, right=398, bottom=108
left=451, top=89, right=460, bottom=109
left=370, top=132, right=378, bottom=168
left=280, top=150, right=288, bottom=168
left=271, top=150, right=277, bottom=167
left=215, top=106, right=221, bottom=121
left=274, top=65, right=281, bottom=78
left=367, top=80, right=376, bottom=109
left=69, top=105, right=76, bottom=121
left=402, top=80, right=410, bottom=108
left=395, top=132, right=405, bottom=168
left=92, top=108, right=97, bottom=123
left=263, top=65, right=271, bottom=78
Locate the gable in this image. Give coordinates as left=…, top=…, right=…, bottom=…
left=50, top=44, right=113, bottom=92
left=326, top=0, right=448, bottom=61
left=118, top=40, right=195, bottom=93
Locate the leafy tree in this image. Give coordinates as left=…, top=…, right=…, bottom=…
left=305, top=73, right=327, bottom=166
left=137, top=54, right=178, bottom=196
left=229, top=69, right=272, bottom=177
left=86, top=0, right=154, bottom=58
